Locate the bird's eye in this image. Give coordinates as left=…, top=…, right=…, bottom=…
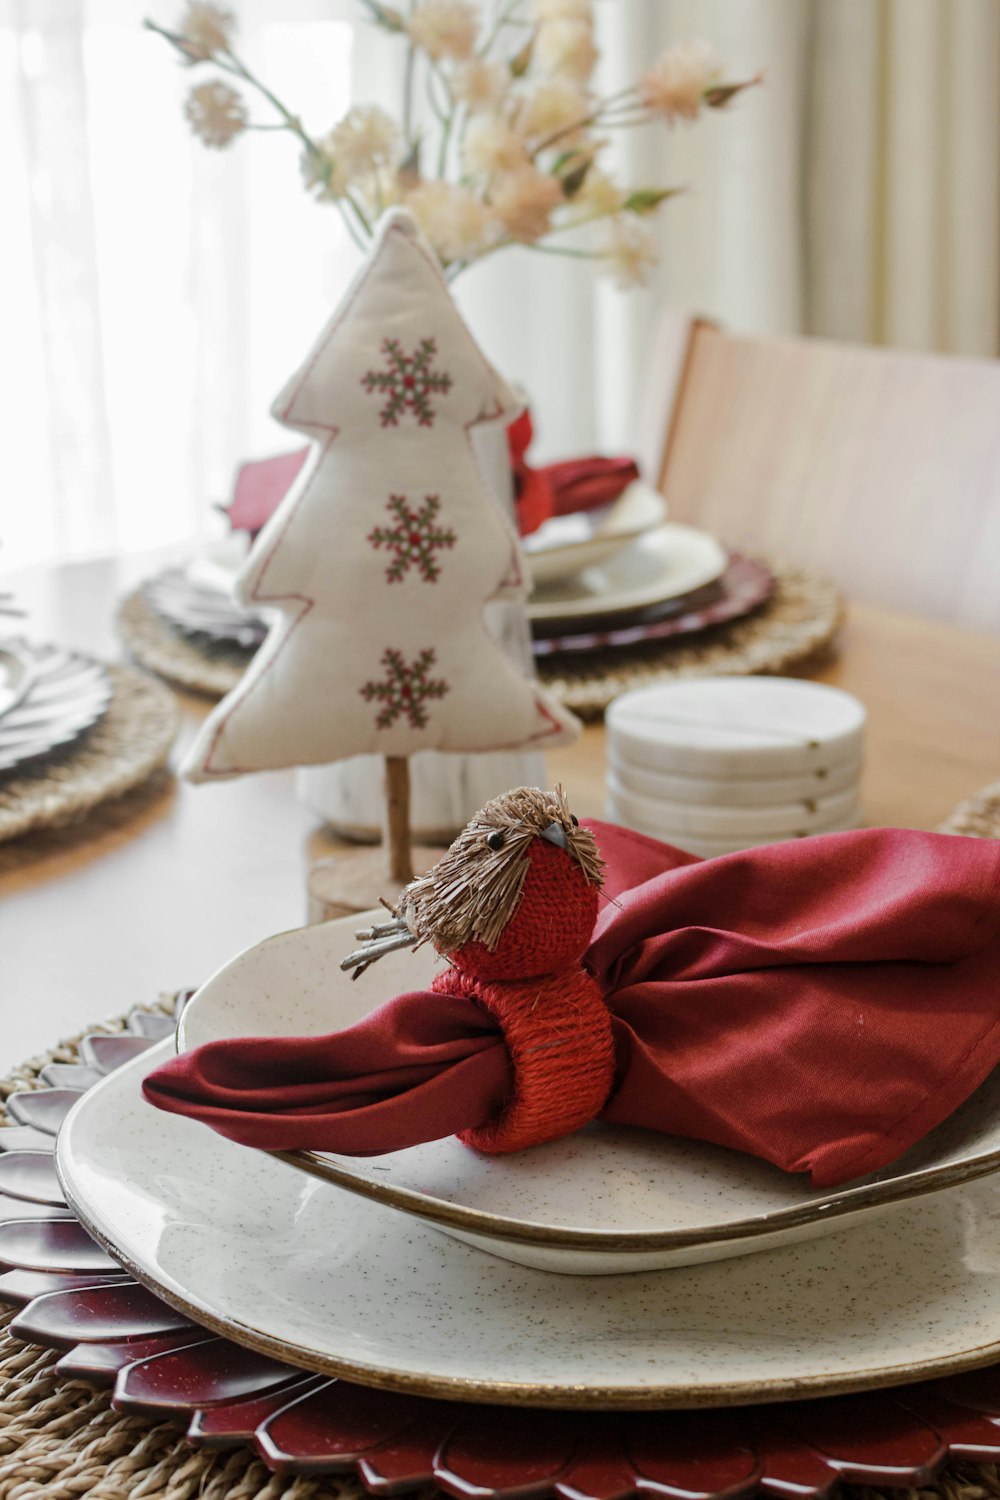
left=486, top=830, right=505, bottom=851
left=570, top=814, right=579, bottom=827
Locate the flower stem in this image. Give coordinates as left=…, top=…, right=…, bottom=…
left=424, top=58, right=451, bottom=126
left=530, top=85, right=642, bottom=157
left=189, top=43, right=374, bottom=245
left=479, top=0, right=528, bottom=58
left=346, top=190, right=374, bottom=236
left=521, top=241, right=602, bottom=259
left=431, top=63, right=456, bottom=176
left=223, top=52, right=318, bottom=151
left=403, top=37, right=416, bottom=147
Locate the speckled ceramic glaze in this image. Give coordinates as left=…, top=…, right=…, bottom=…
left=176, top=916, right=1000, bottom=1275
left=606, top=677, right=866, bottom=778
left=523, top=482, right=667, bottom=587
left=528, top=523, right=727, bottom=621
left=55, top=1040, right=1000, bottom=1408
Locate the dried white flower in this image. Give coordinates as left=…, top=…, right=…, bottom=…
left=359, top=166, right=405, bottom=217
left=406, top=179, right=498, bottom=264
left=572, top=168, right=625, bottom=219
left=518, top=78, right=590, bottom=142
left=451, top=59, right=510, bottom=113
left=184, top=79, right=247, bottom=147
left=601, top=214, right=658, bottom=288
left=639, top=40, right=722, bottom=123
left=177, top=2, right=235, bottom=61
left=328, top=104, right=401, bottom=183
left=463, top=115, right=530, bottom=176
left=409, top=0, right=479, bottom=62
left=490, top=164, right=563, bottom=241
left=534, top=19, right=598, bottom=82
left=532, top=0, right=593, bottom=20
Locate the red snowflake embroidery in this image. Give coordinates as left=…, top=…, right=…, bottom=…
left=361, top=337, right=452, bottom=427
left=360, top=647, right=450, bottom=730
left=367, top=494, right=456, bottom=583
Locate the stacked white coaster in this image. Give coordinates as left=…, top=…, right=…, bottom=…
left=605, top=677, right=865, bottom=857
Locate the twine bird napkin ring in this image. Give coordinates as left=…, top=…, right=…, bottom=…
left=343, top=785, right=614, bottom=1154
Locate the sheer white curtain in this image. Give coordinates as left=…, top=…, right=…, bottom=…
left=1, top=0, right=359, bottom=569
left=3, top=0, right=999, bottom=569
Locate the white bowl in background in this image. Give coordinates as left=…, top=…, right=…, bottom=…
left=524, top=481, right=667, bottom=587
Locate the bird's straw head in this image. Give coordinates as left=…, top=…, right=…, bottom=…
left=397, top=785, right=603, bottom=978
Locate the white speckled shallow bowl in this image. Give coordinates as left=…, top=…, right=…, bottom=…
left=177, top=916, right=1000, bottom=1275
left=56, top=1040, right=1000, bottom=1408
left=522, top=481, right=667, bottom=586
left=528, top=522, right=727, bottom=621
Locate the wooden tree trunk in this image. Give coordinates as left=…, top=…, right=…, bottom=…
left=384, top=755, right=414, bottom=885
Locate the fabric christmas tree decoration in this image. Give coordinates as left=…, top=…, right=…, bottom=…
left=183, top=210, right=578, bottom=783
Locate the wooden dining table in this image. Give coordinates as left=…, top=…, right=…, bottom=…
left=1, top=549, right=998, bottom=1075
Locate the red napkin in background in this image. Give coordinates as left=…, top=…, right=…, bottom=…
left=506, top=409, right=640, bottom=536
left=223, top=449, right=311, bottom=538
left=222, top=417, right=641, bottom=541
left=145, top=823, right=1000, bottom=1188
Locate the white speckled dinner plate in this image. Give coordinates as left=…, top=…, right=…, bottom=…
left=56, top=1041, right=1000, bottom=1408
left=176, top=916, right=1000, bottom=1275
left=528, top=523, right=727, bottom=622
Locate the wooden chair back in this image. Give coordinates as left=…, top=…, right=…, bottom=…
left=642, top=315, right=1000, bottom=633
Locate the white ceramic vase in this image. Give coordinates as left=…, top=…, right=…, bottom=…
left=296, top=417, right=545, bottom=844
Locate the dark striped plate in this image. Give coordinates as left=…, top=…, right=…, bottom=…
left=0, top=643, right=112, bottom=774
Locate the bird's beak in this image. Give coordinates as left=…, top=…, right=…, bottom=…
left=540, top=821, right=569, bottom=851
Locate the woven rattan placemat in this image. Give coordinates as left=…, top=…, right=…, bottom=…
left=118, top=565, right=843, bottom=718
left=117, top=591, right=255, bottom=699
left=539, top=565, right=843, bottom=718
left=937, top=781, right=1000, bottom=838
left=0, top=665, right=179, bottom=845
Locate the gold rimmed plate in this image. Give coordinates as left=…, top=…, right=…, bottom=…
left=55, top=1036, right=1000, bottom=1409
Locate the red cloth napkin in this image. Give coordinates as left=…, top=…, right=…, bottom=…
left=223, top=449, right=311, bottom=537
left=507, top=410, right=640, bottom=536
left=144, top=823, right=1000, bottom=1187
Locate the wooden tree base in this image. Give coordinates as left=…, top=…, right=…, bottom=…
left=307, top=845, right=440, bottom=925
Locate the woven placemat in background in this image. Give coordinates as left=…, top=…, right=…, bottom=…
left=937, top=781, right=1000, bottom=838
left=0, top=666, right=179, bottom=846
left=1, top=788, right=997, bottom=1499
left=538, top=565, right=843, bottom=718
left=117, top=591, right=255, bottom=700
left=118, top=564, right=844, bottom=719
